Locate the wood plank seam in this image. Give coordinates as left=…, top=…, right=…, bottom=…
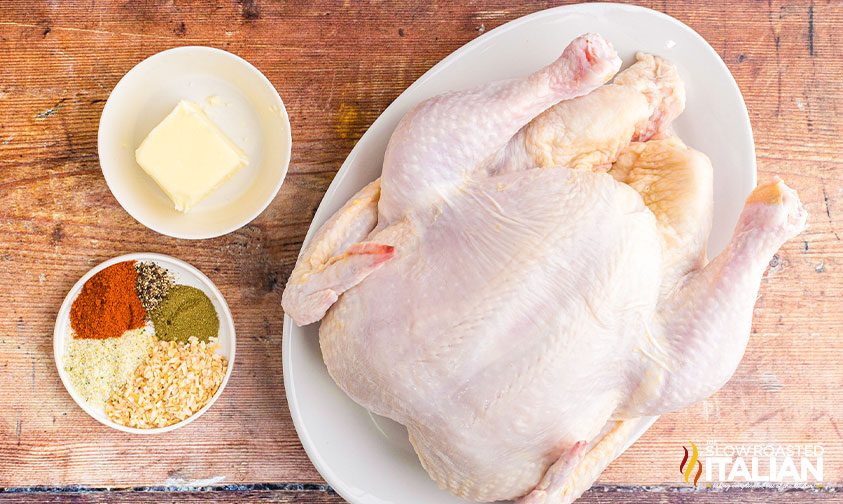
left=0, top=483, right=335, bottom=494
left=0, top=483, right=841, bottom=495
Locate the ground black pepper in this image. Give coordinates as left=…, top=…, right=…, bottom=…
left=135, top=261, right=175, bottom=313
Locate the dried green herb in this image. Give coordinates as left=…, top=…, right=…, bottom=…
left=151, top=285, right=219, bottom=343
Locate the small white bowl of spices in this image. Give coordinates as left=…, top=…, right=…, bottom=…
left=54, top=253, right=235, bottom=434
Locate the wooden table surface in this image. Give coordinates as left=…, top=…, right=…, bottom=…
left=1, top=1, right=841, bottom=502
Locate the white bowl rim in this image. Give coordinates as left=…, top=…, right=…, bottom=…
left=97, top=45, right=293, bottom=240
left=283, top=2, right=757, bottom=501
left=54, top=252, right=236, bottom=435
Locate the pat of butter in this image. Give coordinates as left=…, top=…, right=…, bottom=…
left=135, top=100, right=248, bottom=212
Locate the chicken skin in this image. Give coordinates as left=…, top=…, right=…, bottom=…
left=283, top=33, right=806, bottom=503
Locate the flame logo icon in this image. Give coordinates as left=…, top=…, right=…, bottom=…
left=680, top=441, right=703, bottom=486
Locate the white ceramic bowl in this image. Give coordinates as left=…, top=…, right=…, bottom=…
left=54, top=253, right=236, bottom=434
left=284, top=3, right=756, bottom=504
left=99, top=46, right=292, bottom=239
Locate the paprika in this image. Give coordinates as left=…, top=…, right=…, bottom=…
left=70, top=261, right=147, bottom=339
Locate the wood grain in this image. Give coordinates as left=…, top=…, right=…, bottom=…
left=1, top=488, right=842, bottom=503
left=0, top=0, right=841, bottom=500
left=0, top=489, right=346, bottom=503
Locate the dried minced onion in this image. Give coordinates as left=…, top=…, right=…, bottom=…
left=105, top=336, right=227, bottom=429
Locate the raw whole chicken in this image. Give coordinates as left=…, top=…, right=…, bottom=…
left=282, top=34, right=806, bottom=503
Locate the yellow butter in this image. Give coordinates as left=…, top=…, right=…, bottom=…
left=135, top=100, right=248, bottom=212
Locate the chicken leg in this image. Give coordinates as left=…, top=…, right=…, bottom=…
left=379, top=33, right=622, bottom=223
left=622, top=178, right=807, bottom=416
left=517, top=417, right=656, bottom=504
left=489, top=53, right=685, bottom=175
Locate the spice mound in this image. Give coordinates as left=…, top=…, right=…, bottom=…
left=136, top=261, right=174, bottom=313
left=106, top=337, right=228, bottom=429
left=152, top=285, right=219, bottom=343
left=64, top=258, right=228, bottom=429
left=63, top=327, right=154, bottom=407
left=71, top=261, right=146, bottom=339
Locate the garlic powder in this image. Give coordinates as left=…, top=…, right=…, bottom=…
left=63, top=327, right=154, bottom=408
